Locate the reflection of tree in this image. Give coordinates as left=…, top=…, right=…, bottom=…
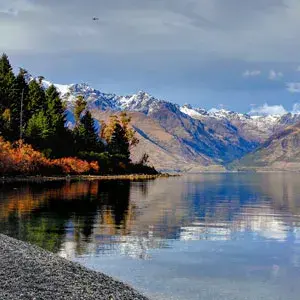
left=4, top=174, right=300, bottom=258
left=0, top=180, right=134, bottom=254
left=97, top=181, right=131, bottom=226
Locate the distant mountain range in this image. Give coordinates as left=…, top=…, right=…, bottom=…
left=27, top=75, right=300, bottom=171
left=230, top=122, right=300, bottom=172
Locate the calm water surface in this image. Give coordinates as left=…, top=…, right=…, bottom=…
left=1, top=173, right=300, bottom=299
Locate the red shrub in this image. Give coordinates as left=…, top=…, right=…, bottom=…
left=0, top=137, right=99, bottom=176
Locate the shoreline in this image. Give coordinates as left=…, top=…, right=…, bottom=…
left=0, top=233, right=149, bottom=300
left=0, top=173, right=179, bottom=183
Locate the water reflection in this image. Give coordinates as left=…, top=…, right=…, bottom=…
left=0, top=180, right=135, bottom=254
left=1, top=174, right=300, bottom=258
left=2, top=174, right=300, bottom=299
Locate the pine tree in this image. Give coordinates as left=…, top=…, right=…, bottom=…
left=0, top=54, right=15, bottom=109
left=108, top=122, right=130, bottom=161
left=27, top=80, right=46, bottom=114
left=9, top=68, right=30, bottom=141
left=25, top=111, right=52, bottom=153
left=46, top=85, right=66, bottom=130
left=81, top=111, right=99, bottom=151
left=0, top=53, right=17, bottom=140
left=45, top=85, right=68, bottom=157
left=74, top=110, right=102, bottom=153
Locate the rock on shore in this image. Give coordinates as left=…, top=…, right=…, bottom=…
left=0, top=234, right=149, bottom=300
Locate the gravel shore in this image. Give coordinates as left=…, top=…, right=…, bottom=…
left=0, top=234, right=149, bottom=300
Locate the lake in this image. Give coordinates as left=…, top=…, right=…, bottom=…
left=1, top=173, right=300, bottom=299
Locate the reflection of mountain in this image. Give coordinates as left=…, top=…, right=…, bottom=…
left=1, top=174, right=300, bottom=259
left=179, top=174, right=300, bottom=242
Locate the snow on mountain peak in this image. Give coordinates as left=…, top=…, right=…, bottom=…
left=180, top=105, right=205, bottom=118
left=23, top=74, right=300, bottom=132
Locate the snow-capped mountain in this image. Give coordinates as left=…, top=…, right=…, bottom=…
left=179, top=104, right=300, bottom=143
left=25, top=75, right=300, bottom=171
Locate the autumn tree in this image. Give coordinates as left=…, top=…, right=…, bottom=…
left=101, top=112, right=139, bottom=162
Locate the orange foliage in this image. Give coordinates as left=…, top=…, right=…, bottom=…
left=51, top=157, right=99, bottom=174
left=0, top=137, right=99, bottom=176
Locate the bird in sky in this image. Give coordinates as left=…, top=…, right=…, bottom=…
left=92, top=17, right=99, bottom=21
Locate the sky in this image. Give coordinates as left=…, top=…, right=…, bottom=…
left=1, top=0, right=300, bottom=114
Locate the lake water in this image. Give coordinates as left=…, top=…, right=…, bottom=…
left=1, top=173, right=300, bottom=299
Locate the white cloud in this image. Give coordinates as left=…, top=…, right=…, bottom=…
left=249, top=103, right=287, bottom=116
left=286, top=82, right=300, bottom=93
left=243, top=70, right=261, bottom=77
left=292, top=103, right=300, bottom=114
left=296, top=66, right=300, bottom=72
left=268, top=69, right=283, bottom=80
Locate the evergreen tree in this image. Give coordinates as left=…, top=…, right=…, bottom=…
left=27, top=80, right=46, bottom=114
left=81, top=111, right=100, bottom=151
left=74, top=110, right=102, bottom=153
left=9, top=68, right=30, bottom=141
left=25, top=111, right=52, bottom=153
left=0, top=53, right=17, bottom=140
left=45, top=85, right=68, bottom=157
left=108, top=122, right=130, bottom=161
left=0, top=54, right=15, bottom=110
left=46, top=85, right=66, bottom=131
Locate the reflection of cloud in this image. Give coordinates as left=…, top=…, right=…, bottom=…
left=117, top=235, right=167, bottom=259
left=236, top=207, right=288, bottom=241
left=179, top=206, right=289, bottom=242
left=180, top=223, right=231, bottom=241
left=59, top=234, right=168, bottom=260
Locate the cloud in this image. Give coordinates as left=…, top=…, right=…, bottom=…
left=243, top=70, right=261, bottom=77
left=286, top=82, right=300, bottom=93
left=292, top=103, right=300, bottom=114
left=0, top=8, right=18, bottom=16
left=249, top=103, right=287, bottom=116
left=1, top=0, right=300, bottom=113
left=268, top=70, right=283, bottom=80
left=0, top=0, right=298, bottom=62
left=297, top=66, right=300, bottom=72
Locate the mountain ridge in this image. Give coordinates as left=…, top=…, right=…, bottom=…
left=26, top=74, right=300, bottom=171
left=230, top=122, right=300, bottom=171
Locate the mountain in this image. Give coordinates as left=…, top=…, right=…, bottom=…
left=25, top=75, right=300, bottom=171
left=180, top=105, right=285, bottom=143
left=230, top=122, right=300, bottom=171
left=60, top=87, right=259, bottom=169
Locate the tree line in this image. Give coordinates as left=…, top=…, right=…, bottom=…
left=0, top=53, right=156, bottom=175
